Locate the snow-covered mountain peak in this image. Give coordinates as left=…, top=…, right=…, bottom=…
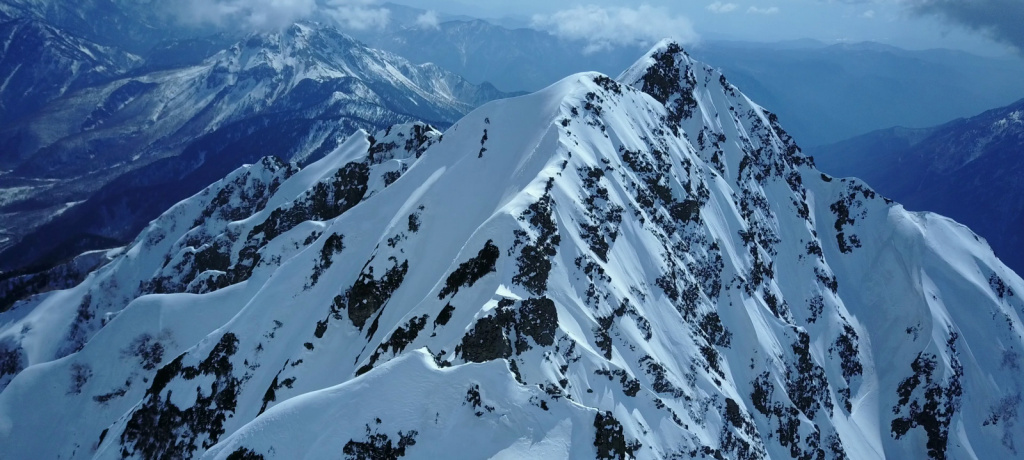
left=1, top=43, right=1023, bottom=459
left=619, top=39, right=693, bottom=80
left=209, top=23, right=358, bottom=85
left=619, top=39, right=798, bottom=154
left=190, top=21, right=498, bottom=118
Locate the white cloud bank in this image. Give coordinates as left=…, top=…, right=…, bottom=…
left=170, top=0, right=389, bottom=31
left=415, top=10, right=440, bottom=29
left=531, top=4, right=699, bottom=53
left=706, top=2, right=739, bottom=14
left=747, top=6, right=780, bottom=15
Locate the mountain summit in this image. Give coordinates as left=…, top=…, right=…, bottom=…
left=1, top=41, right=1023, bottom=459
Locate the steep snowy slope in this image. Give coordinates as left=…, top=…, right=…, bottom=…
left=2, top=42, right=1023, bottom=459
left=811, top=98, right=1024, bottom=275
left=0, top=21, right=512, bottom=276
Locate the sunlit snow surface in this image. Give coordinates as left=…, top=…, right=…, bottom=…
left=1, top=41, right=1023, bottom=459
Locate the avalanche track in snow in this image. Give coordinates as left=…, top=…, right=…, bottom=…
left=1, top=41, right=1023, bottom=459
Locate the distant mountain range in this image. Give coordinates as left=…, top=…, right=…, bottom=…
left=5, top=0, right=1024, bottom=148
left=0, top=0, right=202, bottom=53
left=356, top=17, right=648, bottom=94
left=811, top=97, right=1024, bottom=274
left=688, top=41, right=1024, bottom=146
left=0, top=18, right=514, bottom=276
left=356, top=16, right=1024, bottom=147
left=0, top=17, right=142, bottom=124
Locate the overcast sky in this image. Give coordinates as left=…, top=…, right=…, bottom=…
left=387, top=0, right=1022, bottom=57
left=169, top=0, right=1022, bottom=57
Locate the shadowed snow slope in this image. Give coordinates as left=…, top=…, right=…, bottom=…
left=1, top=41, right=1023, bottom=459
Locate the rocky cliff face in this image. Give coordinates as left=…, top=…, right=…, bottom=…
left=1, top=42, right=1022, bottom=459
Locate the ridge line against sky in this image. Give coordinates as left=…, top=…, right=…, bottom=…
left=166, top=0, right=1021, bottom=57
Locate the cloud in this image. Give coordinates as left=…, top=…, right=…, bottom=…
left=861, top=9, right=876, bottom=19
left=747, top=6, right=780, bottom=14
left=531, top=4, right=698, bottom=53
left=322, top=0, right=390, bottom=30
left=173, top=0, right=315, bottom=29
left=901, top=0, right=1024, bottom=52
left=170, top=0, right=389, bottom=31
left=415, top=10, right=440, bottom=29
left=706, top=2, right=739, bottom=13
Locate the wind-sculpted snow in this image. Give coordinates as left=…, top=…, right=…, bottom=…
left=2, top=42, right=1024, bottom=459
